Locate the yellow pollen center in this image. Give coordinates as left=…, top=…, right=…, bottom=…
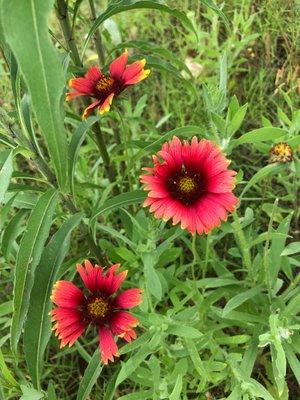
left=178, top=176, right=196, bottom=193
left=88, top=297, right=109, bottom=318
left=274, top=143, right=291, bottom=156
left=95, top=76, right=114, bottom=93
left=269, top=142, right=293, bottom=163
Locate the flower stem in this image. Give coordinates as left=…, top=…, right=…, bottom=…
left=88, top=0, right=105, bottom=66
left=55, top=0, right=82, bottom=66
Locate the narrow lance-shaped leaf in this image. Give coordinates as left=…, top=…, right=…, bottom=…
left=76, top=350, right=103, bottom=400
left=82, top=0, right=198, bottom=56
left=1, top=0, right=69, bottom=191
left=10, top=189, right=58, bottom=354
left=24, top=213, right=83, bottom=389
left=0, top=150, right=13, bottom=204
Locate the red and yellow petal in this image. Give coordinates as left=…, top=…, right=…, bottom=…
left=50, top=281, right=85, bottom=309
left=122, top=59, right=150, bottom=86
left=69, top=77, right=95, bottom=95
left=109, top=49, right=128, bottom=80
left=99, top=93, right=115, bottom=115
left=105, top=264, right=128, bottom=295
left=114, top=288, right=142, bottom=309
left=76, top=260, right=104, bottom=293
left=109, top=311, right=139, bottom=333
left=82, top=100, right=101, bottom=119
left=98, top=326, right=119, bottom=364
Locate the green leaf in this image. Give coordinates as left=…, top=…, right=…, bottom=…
left=1, top=209, right=28, bottom=260
left=76, top=350, right=103, bottom=400
left=24, top=213, right=82, bottom=388
left=185, top=339, right=209, bottom=381
left=83, top=0, right=198, bottom=56
left=10, top=189, right=58, bottom=354
left=222, top=286, right=262, bottom=317
left=281, top=241, right=300, bottom=256
left=269, top=214, right=292, bottom=287
left=0, top=150, right=13, bottom=204
left=142, top=251, right=162, bottom=300
left=20, top=385, right=44, bottom=400
left=91, top=190, right=146, bottom=222
left=168, top=325, right=202, bottom=339
left=240, top=163, right=286, bottom=198
left=68, top=116, right=99, bottom=196
left=228, top=103, right=248, bottom=136
left=242, top=378, right=275, bottom=400
left=115, top=342, right=155, bottom=387
left=0, top=348, right=18, bottom=386
left=232, top=127, right=287, bottom=147
left=284, top=343, right=300, bottom=386
left=1, top=0, right=68, bottom=191
left=169, top=374, right=182, bottom=400
left=201, top=0, right=230, bottom=29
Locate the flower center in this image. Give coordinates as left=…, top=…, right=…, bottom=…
left=85, top=295, right=110, bottom=324
left=269, top=142, right=293, bottom=163
left=178, top=176, right=196, bottom=193
left=167, top=169, right=205, bottom=205
left=95, top=76, right=115, bottom=95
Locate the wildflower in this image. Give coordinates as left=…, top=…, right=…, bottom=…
left=66, top=50, right=150, bottom=118
left=140, top=136, right=238, bottom=235
left=50, top=260, right=142, bottom=364
left=269, top=142, right=293, bottom=163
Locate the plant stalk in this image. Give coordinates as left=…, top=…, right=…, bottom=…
left=88, top=0, right=105, bottom=66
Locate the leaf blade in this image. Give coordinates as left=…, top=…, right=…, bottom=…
left=1, top=0, right=68, bottom=190
left=10, top=189, right=58, bottom=353
left=24, top=213, right=83, bottom=388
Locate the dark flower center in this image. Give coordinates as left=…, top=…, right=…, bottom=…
left=167, top=168, right=205, bottom=205
left=84, top=294, right=111, bottom=325
left=95, top=76, right=115, bottom=97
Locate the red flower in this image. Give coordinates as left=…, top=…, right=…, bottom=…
left=66, top=50, right=150, bottom=118
left=50, top=261, right=142, bottom=364
left=140, top=136, right=238, bottom=235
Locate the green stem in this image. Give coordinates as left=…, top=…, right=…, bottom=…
left=55, top=0, right=82, bottom=66
left=88, top=0, right=105, bottom=66
left=233, top=211, right=253, bottom=280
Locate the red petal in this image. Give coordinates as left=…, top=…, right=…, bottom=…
left=85, top=65, right=103, bottom=84
left=122, top=59, right=150, bottom=85
left=82, top=100, right=101, bottom=119
left=109, top=311, right=139, bottom=333
left=50, top=281, right=84, bottom=308
left=69, top=77, right=94, bottom=94
left=99, top=93, right=115, bottom=114
left=59, top=324, right=86, bottom=348
left=98, top=326, right=119, bottom=364
left=123, top=329, right=137, bottom=342
left=77, top=260, right=104, bottom=293
left=114, top=288, right=142, bottom=309
left=109, top=50, right=128, bottom=80
left=105, top=264, right=128, bottom=295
